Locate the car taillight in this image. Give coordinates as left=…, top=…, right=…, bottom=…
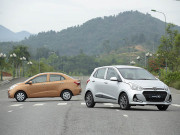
left=87, top=79, right=90, bottom=84
left=74, top=81, right=80, bottom=85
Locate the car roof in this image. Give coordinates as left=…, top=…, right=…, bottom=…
left=96, top=65, right=142, bottom=69
left=36, top=72, right=64, bottom=75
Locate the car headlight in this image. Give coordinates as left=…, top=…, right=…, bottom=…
left=129, top=83, right=143, bottom=91
left=164, top=85, right=169, bottom=91
left=9, top=84, right=17, bottom=90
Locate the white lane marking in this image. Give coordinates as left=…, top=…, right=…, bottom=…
left=104, top=103, right=114, bottom=106
left=57, top=103, right=67, bottom=105
left=10, top=104, right=23, bottom=107
left=19, top=106, right=23, bottom=109
left=110, top=106, right=114, bottom=107
left=8, top=110, right=13, bottom=112
left=81, top=102, right=86, bottom=105
left=172, top=104, right=180, bottom=107
left=123, top=114, right=128, bottom=118
left=33, top=103, right=44, bottom=106
left=1, top=89, right=8, bottom=91
left=116, top=109, right=120, bottom=112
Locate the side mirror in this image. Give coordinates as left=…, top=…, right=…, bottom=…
left=28, top=81, right=32, bottom=85
left=110, top=77, right=122, bottom=82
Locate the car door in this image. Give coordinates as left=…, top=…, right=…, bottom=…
left=92, top=68, right=107, bottom=102
left=103, top=68, right=121, bottom=103
left=27, top=74, right=51, bottom=98
left=48, top=74, right=66, bottom=96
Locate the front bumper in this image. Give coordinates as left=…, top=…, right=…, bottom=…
left=8, top=90, right=11, bottom=98
left=8, top=89, right=13, bottom=98
left=128, top=90, right=172, bottom=105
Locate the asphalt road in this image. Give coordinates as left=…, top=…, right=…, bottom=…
left=0, top=77, right=180, bottom=135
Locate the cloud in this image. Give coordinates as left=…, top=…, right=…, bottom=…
left=0, top=0, right=179, bottom=33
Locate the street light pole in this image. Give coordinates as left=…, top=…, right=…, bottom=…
left=27, top=61, right=33, bottom=76
left=136, top=56, right=140, bottom=66
left=0, top=53, right=6, bottom=81
left=10, top=53, right=17, bottom=78
left=20, top=57, right=26, bottom=77
left=151, top=9, right=167, bottom=73
left=145, top=52, right=152, bottom=69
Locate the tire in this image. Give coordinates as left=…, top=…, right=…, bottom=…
left=157, top=105, right=169, bottom=111
left=85, top=92, right=95, bottom=108
left=15, top=91, right=27, bottom=102
left=61, top=90, right=72, bottom=101
left=119, top=93, right=130, bottom=110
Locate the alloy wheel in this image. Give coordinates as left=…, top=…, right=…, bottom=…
left=15, top=91, right=26, bottom=102
left=61, top=90, right=72, bottom=101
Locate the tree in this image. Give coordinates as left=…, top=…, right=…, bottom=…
left=174, top=34, right=180, bottom=70
left=9, top=45, right=31, bottom=77
left=157, top=24, right=179, bottom=71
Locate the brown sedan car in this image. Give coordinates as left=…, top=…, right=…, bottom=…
left=8, top=72, right=81, bottom=102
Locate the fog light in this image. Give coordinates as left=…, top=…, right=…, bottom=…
left=167, top=95, right=172, bottom=102
left=133, top=95, right=138, bottom=102
left=133, top=94, right=142, bottom=102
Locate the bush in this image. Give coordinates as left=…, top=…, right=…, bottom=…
left=159, top=69, right=180, bottom=89
left=171, top=81, right=180, bottom=90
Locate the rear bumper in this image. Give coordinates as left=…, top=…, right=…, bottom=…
left=73, top=88, right=82, bottom=96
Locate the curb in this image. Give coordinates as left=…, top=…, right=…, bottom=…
left=0, top=80, right=10, bottom=86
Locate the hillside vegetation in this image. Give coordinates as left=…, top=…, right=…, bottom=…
left=1, top=11, right=180, bottom=56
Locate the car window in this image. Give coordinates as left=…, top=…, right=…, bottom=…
left=50, top=74, right=65, bottom=82
left=93, top=70, right=98, bottom=77
left=106, top=68, right=120, bottom=80
left=31, top=75, right=47, bottom=84
left=96, top=68, right=106, bottom=79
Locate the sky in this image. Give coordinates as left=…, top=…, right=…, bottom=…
left=0, top=0, right=180, bottom=34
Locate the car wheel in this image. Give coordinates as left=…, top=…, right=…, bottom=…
left=157, top=105, right=169, bottom=111
left=85, top=92, right=95, bottom=108
left=61, top=90, right=72, bottom=101
left=119, top=93, right=130, bottom=110
left=15, top=91, right=27, bottom=102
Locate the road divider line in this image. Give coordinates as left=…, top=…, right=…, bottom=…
left=172, top=104, right=180, bottom=107
left=123, top=114, right=128, bottom=118
left=33, top=103, right=44, bottom=106
left=81, top=102, right=86, bottom=105
left=57, top=103, right=67, bottom=105
left=116, top=109, right=120, bottom=112
left=10, top=104, right=23, bottom=107
left=8, top=110, right=13, bottom=113
left=104, top=103, right=114, bottom=106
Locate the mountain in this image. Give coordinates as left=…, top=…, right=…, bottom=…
left=0, top=25, right=31, bottom=42
left=1, top=11, right=180, bottom=56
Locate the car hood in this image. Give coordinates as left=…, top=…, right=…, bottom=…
left=125, top=79, right=165, bottom=89
left=15, top=82, right=24, bottom=86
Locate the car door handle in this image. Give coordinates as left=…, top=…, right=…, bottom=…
left=104, top=82, right=108, bottom=84
left=92, top=80, right=95, bottom=82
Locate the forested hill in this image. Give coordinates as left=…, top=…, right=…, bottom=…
left=7, top=11, right=180, bottom=55
left=0, top=25, right=31, bottom=42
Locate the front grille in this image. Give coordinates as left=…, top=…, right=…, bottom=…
left=143, top=91, right=167, bottom=102
left=144, top=88, right=164, bottom=90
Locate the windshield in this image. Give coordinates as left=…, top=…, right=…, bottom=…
left=118, top=68, right=157, bottom=80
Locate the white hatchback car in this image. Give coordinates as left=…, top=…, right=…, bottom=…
left=85, top=65, right=172, bottom=110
